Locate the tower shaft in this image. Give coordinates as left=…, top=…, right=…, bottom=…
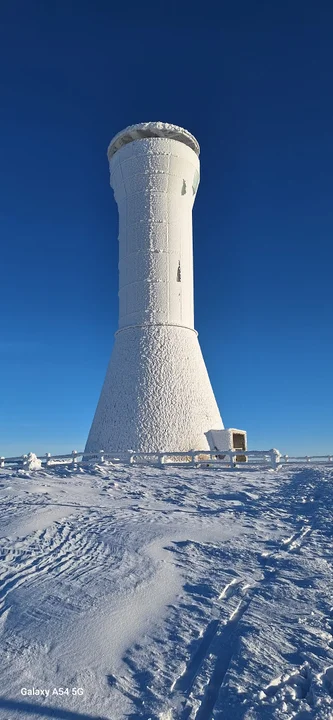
left=113, top=137, right=198, bottom=331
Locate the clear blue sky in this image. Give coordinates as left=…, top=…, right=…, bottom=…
left=1, top=1, right=332, bottom=457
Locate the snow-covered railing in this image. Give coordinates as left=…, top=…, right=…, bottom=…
left=275, top=454, right=333, bottom=464
left=1, top=449, right=333, bottom=471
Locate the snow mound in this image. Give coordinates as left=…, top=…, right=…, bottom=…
left=22, top=452, right=42, bottom=471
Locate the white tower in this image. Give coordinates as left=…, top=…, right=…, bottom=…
left=85, top=122, right=225, bottom=454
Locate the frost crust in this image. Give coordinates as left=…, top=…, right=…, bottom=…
left=108, top=121, right=200, bottom=159
left=85, top=325, right=223, bottom=454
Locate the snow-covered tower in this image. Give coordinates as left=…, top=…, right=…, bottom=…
left=85, top=122, right=243, bottom=455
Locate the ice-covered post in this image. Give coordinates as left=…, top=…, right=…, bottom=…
left=0, top=457, right=5, bottom=468
left=22, top=453, right=42, bottom=471
left=45, top=452, right=51, bottom=466
left=158, top=453, right=165, bottom=468
left=270, top=448, right=281, bottom=470
left=71, top=450, right=78, bottom=465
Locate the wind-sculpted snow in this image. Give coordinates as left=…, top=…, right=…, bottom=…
left=0, top=465, right=332, bottom=719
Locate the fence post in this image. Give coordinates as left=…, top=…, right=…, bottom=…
left=229, top=451, right=234, bottom=469
left=190, top=451, right=195, bottom=467
left=99, top=450, right=105, bottom=464
left=45, top=453, right=51, bottom=466
left=126, top=449, right=134, bottom=465
left=71, top=450, right=78, bottom=465
left=270, top=448, right=281, bottom=470
left=0, top=457, right=5, bottom=468
left=158, top=454, right=165, bottom=468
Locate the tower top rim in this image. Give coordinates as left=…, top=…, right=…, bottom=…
left=107, top=122, right=200, bottom=160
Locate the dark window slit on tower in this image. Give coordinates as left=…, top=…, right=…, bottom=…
left=177, top=262, right=181, bottom=282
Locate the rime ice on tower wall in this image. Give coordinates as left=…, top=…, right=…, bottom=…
left=85, top=122, right=224, bottom=454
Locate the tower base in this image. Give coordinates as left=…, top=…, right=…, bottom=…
left=85, top=324, right=223, bottom=454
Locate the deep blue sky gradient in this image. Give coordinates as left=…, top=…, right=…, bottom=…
left=1, top=1, right=333, bottom=456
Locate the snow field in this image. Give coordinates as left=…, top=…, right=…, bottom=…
left=0, top=464, right=332, bottom=719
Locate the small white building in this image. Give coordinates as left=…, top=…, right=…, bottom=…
left=206, top=429, right=247, bottom=458
left=85, top=122, right=246, bottom=455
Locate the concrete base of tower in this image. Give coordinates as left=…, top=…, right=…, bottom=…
left=85, top=324, right=224, bottom=454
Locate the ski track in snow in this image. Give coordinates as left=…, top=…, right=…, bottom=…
left=166, top=516, right=316, bottom=720
left=0, top=464, right=332, bottom=720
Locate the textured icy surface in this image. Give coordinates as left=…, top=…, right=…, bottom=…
left=85, top=324, right=223, bottom=453
left=0, top=464, right=333, bottom=719
left=111, top=137, right=199, bottom=330
left=107, top=121, right=200, bottom=159
left=86, top=133, right=224, bottom=454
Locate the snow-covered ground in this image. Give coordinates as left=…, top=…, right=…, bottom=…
left=0, top=463, right=332, bottom=720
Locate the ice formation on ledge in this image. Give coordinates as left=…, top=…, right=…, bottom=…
left=107, top=121, right=200, bottom=159
left=85, top=122, right=224, bottom=454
